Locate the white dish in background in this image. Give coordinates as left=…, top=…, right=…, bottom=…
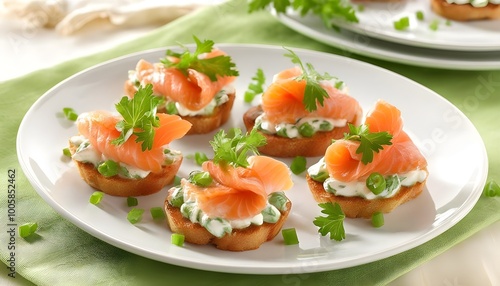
left=333, top=0, right=500, bottom=52
left=272, top=9, right=500, bottom=70
left=17, top=44, right=487, bottom=274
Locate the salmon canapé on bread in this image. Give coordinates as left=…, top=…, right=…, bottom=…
left=431, top=0, right=500, bottom=21
left=306, top=100, right=428, bottom=219
left=164, top=128, right=294, bottom=251
left=243, top=49, right=362, bottom=157
left=125, top=36, right=238, bottom=134
left=69, top=85, right=192, bottom=197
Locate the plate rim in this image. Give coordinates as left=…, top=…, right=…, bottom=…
left=16, top=43, right=489, bottom=274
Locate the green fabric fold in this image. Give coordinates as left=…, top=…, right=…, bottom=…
left=1, top=0, right=499, bottom=285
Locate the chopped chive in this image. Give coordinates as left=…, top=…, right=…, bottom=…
left=171, top=233, right=185, bottom=247
left=127, top=208, right=144, bottom=224
left=416, top=11, right=424, bottom=21
left=429, top=19, right=439, bottom=31
left=371, top=212, right=384, bottom=228
left=127, top=197, right=138, bottom=207
left=62, top=147, right=72, bottom=157
left=290, top=156, right=307, bottom=175
left=150, top=207, right=165, bottom=219
left=89, top=191, right=104, bottom=205
left=483, top=180, right=500, bottom=197
left=194, top=152, right=209, bottom=166
left=393, top=16, right=410, bottom=31
left=188, top=170, right=213, bottom=187
left=19, top=222, right=38, bottom=238
left=298, top=122, right=314, bottom=137
left=268, top=192, right=288, bottom=211
left=97, top=160, right=119, bottom=177
left=366, top=172, right=386, bottom=195
left=282, top=228, right=299, bottom=245
left=173, top=175, right=182, bottom=186
left=62, top=107, right=78, bottom=121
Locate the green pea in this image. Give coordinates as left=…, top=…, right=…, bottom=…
left=298, top=122, right=314, bottom=137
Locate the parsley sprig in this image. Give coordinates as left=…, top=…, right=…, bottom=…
left=313, top=202, right=346, bottom=241
left=244, top=68, right=266, bottom=103
left=112, top=84, right=161, bottom=151
left=210, top=128, right=266, bottom=168
left=343, top=124, right=393, bottom=165
left=161, top=36, right=239, bottom=82
left=248, top=0, right=359, bottom=27
left=284, top=48, right=335, bottom=112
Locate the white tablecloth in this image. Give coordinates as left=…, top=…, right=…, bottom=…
left=1, top=1, right=500, bottom=285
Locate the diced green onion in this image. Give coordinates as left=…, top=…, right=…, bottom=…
left=276, top=127, right=289, bottom=138
left=371, top=212, right=384, bottom=228
left=310, top=171, right=329, bottom=182
left=261, top=205, right=280, bottom=223
left=298, top=122, right=314, bottom=137
left=319, top=121, right=333, bottom=131
left=366, top=172, right=386, bottom=195
left=282, top=228, right=299, bottom=245
left=357, top=4, right=365, bottom=12
left=483, top=180, right=500, bottom=197
left=19, top=222, right=38, bottom=238
left=169, top=187, right=184, bottom=207
left=429, top=19, right=439, bottom=31
left=290, top=156, right=307, bottom=175
left=63, top=107, right=78, bottom=121
left=445, top=20, right=451, bottom=26
left=127, top=197, right=138, bottom=207
left=188, top=171, right=213, bottom=187
left=97, top=160, right=119, bottom=177
left=268, top=192, right=288, bottom=211
left=171, top=233, right=185, bottom=247
left=150, top=207, right=165, bottom=219
left=416, top=11, right=424, bottom=21
left=173, top=175, right=182, bottom=186
left=89, top=191, right=104, bottom=205
left=194, top=152, right=209, bottom=166
left=393, top=16, right=410, bottom=31
left=127, top=208, right=144, bottom=224
left=62, top=147, right=72, bottom=157
left=165, top=102, right=178, bottom=115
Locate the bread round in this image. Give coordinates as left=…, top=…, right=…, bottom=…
left=243, top=105, right=355, bottom=157
left=124, top=80, right=235, bottom=135
left=164, top=198, right=292, bottom=251
left=69, top=142, right=181, bottom=197
left=306, top=173, right=427, bottom=218
left=430, top=0, right=500, bottom=21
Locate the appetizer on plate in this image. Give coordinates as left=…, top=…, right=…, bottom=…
left=306, top=100, right=428, bottom=218
left=164, top=128, right=294, bottom=251
left=243, top=48, right=362, bottom=157
left=431, top=0, right=500, bottom=21
left=69, top=85, right=192, bottom=196
left=125, top=36, right=239, bottom=134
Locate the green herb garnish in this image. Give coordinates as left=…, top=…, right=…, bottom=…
left=282, top=228, right=300, bottom=245
left=284, top=47, right=335, bottom=112
left=89, top=191, right=104, bottom=205
left=244, top=68, right=266, bottom=103
left=19, top=222, right=38, bottom=238
left=112, top=84, right=161, bottom=151
left=193, top=152, right=209, bottom=166
left=210, top=128, right=266, bottom=168
left=127, top=208, right=144, bottom=224
left=248, top=0, right=359, bottom=27
left=416, top=11, right=424, bottom=21
left=393, top=16, right=410, bottom=31
left=161, top=35, right=239, bottom=82
left=313, top=202, right=345, bottom=241
left=343, top=124, right=393, bottom=165
left=188, top=170, right=213, bottom=187
left=63, top=107, right=78, bottom=121
left=366, top=172, right=386, bottom=195
left=150, top=207, right=166, bottom=219
left=483, top=180, right=500, bottom=197
left=171, top=233, right=185, bottom=247
left=429, top=19, right=440, bottom=31
left=371, top=211, right=384, bottom=228
left=290, top=156, right=307, bottom=175
left=127, top=197, right=138, bottom=207
left=62, top=147, right=71, bottom=157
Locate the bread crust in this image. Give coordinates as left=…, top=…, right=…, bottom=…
left=430, top=0, right=500, bottom=21
left=124, top=80, right=235, bottom=135
left=242, top=105, right=355, bottom=157
left=306, top=173, right=427, bottom=218
left=164, top=198, right=292, bottom=251
left=69, top=142, right=181, bottom=197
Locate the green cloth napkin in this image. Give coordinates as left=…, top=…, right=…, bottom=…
left=1, top=0, right=500, bottom=285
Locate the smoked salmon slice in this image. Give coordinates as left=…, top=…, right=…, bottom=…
left=261, top=66, right=362, bottom=125
left=133, top=49, right=236, bottom=111
left=325, top=100, right=427, bottom=182
left=183, top=156, right=293, bottom=220
left=76, top=111, right=192, bottom=172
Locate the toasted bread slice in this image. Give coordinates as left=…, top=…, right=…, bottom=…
left=431, top=0, right=500, bottom=21
left=306, top=173, right=426, bottom=218
left=243, top=105, right=354, bottom=157
left=164, top=199, right=292, bottom=251
left=125, top=80, right=235, bottom=135
left=69, top=141, right=181, bottom=197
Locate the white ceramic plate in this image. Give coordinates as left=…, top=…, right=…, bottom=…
left=333, top=0, right=500, bottom=52
left=17, top=44, right=488, bottom=274
left=272, top=9, right=500, bottom=70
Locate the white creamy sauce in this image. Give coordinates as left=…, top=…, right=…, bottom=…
left=256, top=115, right=346, bottom=138
left=446, top=0, right=500, bottom=6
